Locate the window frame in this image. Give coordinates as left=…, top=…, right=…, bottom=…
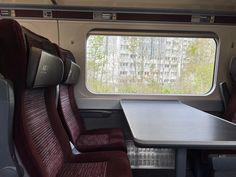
left=85, top=29, right=219, bottom=96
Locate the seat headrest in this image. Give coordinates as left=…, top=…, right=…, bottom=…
left=0, top=19, right=63, bottom=89
left=63, top=59, right=80, bottom=85
left=26, top=47, right=64, bottom=88
left=230, top=57, right=236, bottom=82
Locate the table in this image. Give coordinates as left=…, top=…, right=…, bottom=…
left=120, top=100, right=236, bottom=177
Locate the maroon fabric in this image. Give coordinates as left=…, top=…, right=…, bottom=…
left=46, top=87, right=131, bottom=176
left=58, top=162, right=107, bottom=177
left=58, top=151, right=132, bottom=177
left=45, top=87, right=75, bottom=162
left=0, top=19, right=66, bottom=177
left=85, top=128, right=124, bottom=137
left=77, top=129, right=127, bottom=152
left=0, top=19, right=132, bottom=177
left=70, top=151, right=132, bottom=177
left=58, top=84, right=126, bottom=152
left=24, top=89, right=64, bottom=177
left=0, top=19, right=50, bottom=177
left=0, top=19, right=27, bottom=88
left=78, top=134, right=109, bottom=145
left=58, top=85, right=84, bottom=143
left=57, top=48, right=127, bottom=152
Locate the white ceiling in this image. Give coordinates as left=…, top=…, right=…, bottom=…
left=1, top=0, right=236, bottom=12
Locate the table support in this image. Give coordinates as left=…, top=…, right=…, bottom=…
left=175, top=148, right=187, bottom=177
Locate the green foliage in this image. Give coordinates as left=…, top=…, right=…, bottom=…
left=87, top=79, right=113, bottom=93
left=86, top=35, right=216, bottom=95
left=178, top=39, right=215, bottom=94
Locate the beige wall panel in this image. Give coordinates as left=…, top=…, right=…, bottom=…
left=1, top=0, right=236, bottom=12
left=17, top=19, right=59, bottom=44
left=58, top=20, right=236, bottom=110
left=0, top=0, right=51, bottom=5
left=57, top=0, right=236, bottom=11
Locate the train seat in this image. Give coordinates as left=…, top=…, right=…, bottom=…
left=0, top=19, right=132, bottom=177
left=57, top=47, right=127, bottom=152
left=0, top=73, right=22, bottom=177
left=219, top=82, right=230, bottom=114
left=222, top=57, right=236, bottom=123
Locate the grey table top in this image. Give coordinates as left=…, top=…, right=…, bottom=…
left=120, top=100, right=236, bottom=148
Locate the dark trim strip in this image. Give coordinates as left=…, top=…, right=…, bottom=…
left=15, top=10, right=43, bottom=17
left=52, top=11, right=93, bottom=19
left=6, top=9, right=236, bottom=25
left=1, top=4, right=236, bottom=16
left=116, top=13, right=191, bottom=22
left=215, top=16, right=236, bottom=24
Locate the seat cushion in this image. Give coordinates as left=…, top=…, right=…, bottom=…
left=58, top=162, right=107, bottom=177
left=76, top=128, right=127, bottom=152
left=58, top=85, right=85, bottom=143
left=58, top=151, right=132, bottom=177
left=85, top=128, right=124, bottom=138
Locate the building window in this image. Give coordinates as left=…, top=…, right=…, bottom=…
left=86, top=32, right=217, bottom=95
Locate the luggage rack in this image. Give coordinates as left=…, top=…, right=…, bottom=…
left=126, top=141, right=175, bottom=169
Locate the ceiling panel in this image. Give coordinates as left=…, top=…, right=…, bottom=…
left=1, top=0, right=236, bottom=12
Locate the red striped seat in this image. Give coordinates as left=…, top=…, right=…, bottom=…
left=57, top=48, right=127, bottom=152
left=0, top=19, right=132, bottom=177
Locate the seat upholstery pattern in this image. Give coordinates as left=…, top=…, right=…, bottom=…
left=58, top=48, right=127, bottom=152
left=47, top=85, right=132, bottom=177
left=24, top=89, right=64, bottom=177
left=78, top=134, right=109, bottom=146
left=59, top=78, right=126, bottom=152
left=77, top=128, right=126, bottom=152
left=0, top=19, right=61, bottom=177
left=0, top=19, right=132, bottom=177
left=69, top=151, right=131, bottom=177
left=84, top=128, right=124, bottom=137
left=59, top=85, right=84, bottom=143
left=59, top=84, right=124, bottom=149
left=58, top=162, right=107, bottom=177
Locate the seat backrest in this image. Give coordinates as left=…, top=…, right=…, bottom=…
left=57, top=47, right=84, bottom=144
left=223, top=57, right=236, bottom=123
left=230, top=57, right=236, bottom=82
left=0, top=19, right=72, bottom=177
left=219, top=82, right=230, bottom=112
left=0, top=73, right=20, bottom=177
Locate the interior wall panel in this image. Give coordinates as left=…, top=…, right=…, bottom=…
left=58, top=20, right=236, bottom=111
left=11, top=18, right=236, bottom=111
left=16, top=19, right=59, bottom=44
left=1, top=0, right=236, bottom=13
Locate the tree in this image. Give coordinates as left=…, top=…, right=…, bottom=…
left=176, top=38, right=216, bottom=94
left=87, top=35, right=108, bottom=93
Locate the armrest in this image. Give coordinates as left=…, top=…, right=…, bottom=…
left=0, top=167, right=18, bottom=177
left=210, top=154, right=236, bottom=171
left=80, top=110, right=112, bottom=118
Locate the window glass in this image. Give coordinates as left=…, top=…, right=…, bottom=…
left=86, top=33, right=217, bottom=95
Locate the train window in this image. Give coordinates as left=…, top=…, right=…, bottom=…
left=86, top=31, right=217, bottom=95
